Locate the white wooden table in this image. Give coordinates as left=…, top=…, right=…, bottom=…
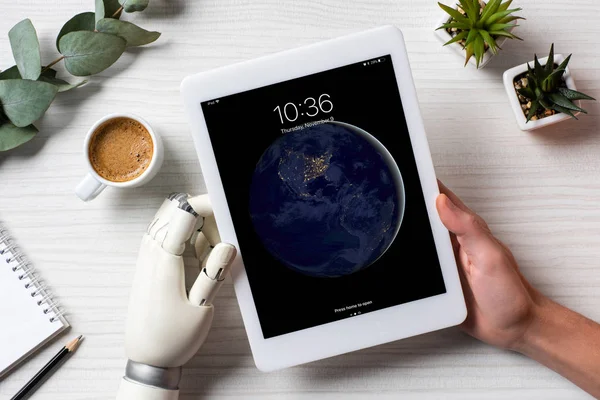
left=1, top=1, right=599, bottom=399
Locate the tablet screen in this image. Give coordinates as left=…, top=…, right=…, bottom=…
left=201, top=55, right=446, bottom=339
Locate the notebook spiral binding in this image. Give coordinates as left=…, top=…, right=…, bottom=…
left=0, top=225, right=65, bottom=323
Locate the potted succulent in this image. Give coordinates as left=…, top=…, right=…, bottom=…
left=434, top=0, right=523, bottom=68
left=503, top=44, right=596, bottom=131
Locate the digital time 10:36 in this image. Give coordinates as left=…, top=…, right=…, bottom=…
left=273, top=94, right=333, bottom=124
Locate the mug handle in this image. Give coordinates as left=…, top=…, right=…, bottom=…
left=75, top=173, right=106, bottom=202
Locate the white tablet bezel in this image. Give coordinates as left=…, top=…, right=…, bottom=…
left=181, top=25, right=466, bottom=372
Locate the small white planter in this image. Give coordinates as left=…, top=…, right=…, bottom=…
left=503, top=54, right=580, bottom=131
left=434, top=11, right=515, bottom=69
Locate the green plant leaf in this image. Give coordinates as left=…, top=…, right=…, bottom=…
left=539, top=98, right=552, bottom=109
left=59, top=31, right=126, bottom=76
left=497, top=15, right=524, bottom=24
left=56, top=12, right=95, bottom=51
left=551, top=104, right=577, bottom=119
left=119, top=0, right=149, bottom=13
left=96, top=19, right=160, bottom=47
left=556, top=54, right=572, bottom=72
left=8, top=19, right=41, bottom=80
left=464, top=28, right=478, bottom=47
left=465, top=0, right=478, bottom=23
left=0, top=65, right=22, bottom=80
left=479, top=30, right=498, bottom=54
left=0, top=80, right=57, bottom=127
left=35, top=68, right=84, bottom=92
left=557, top=87, right=596, bottom=101
left=526, top=62, right=534, bottom=78
left=517, top=87, right=535, bottom=99
left=486, top=9, right=521, bottom=25
left=40, top=68, right=57, bottom=78
left=458, top=0, right=475, bottom=16
left=498, top=0, right=513, bottom=12
left=0, top=122, right=38, bottom=151
left=464, top=42, right=475, bottom=66
left=488, top=30, right=522, bottom=40
left=437, top=22, right=471, bottom=30
left=542, top=69, right=565, bottom=92
left=488, top=23, right=516, bottom=32
left=96, top=0, right=122, bottom=23
left=443, top=31, right=468, bottom=46
left=474, top=35, right=485, bottom=68
left=545, top=43, right=554, bottom=73
left=548, top=93, right=587, bottom=113
left=526, top=100, right=540, bottom=122
left=480, top=0, right=501, bottom=24
left=38, top=75, right=87, bottom=92
left=533, top=54, right=545, bottom=80
left=438, top=2, right=468, bottom=22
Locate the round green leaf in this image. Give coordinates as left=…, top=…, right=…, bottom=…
left=0, top=122, right=38, bottom=151
left=95, top=0, right=123, bottom=23
left=56, top=12, right=96, bottom=51
left=40, top=68, right=58, bottom=78
left=96, top=18, right=160, bottom=47
left=0, top=65, right=22, bottom=80
left=8, top=19, right=41, bottom=80
left=0, top=79, right=58, bottom=127
left=119, top=0, right=149, bottom=13
left=59, top=31, right=126, bottom=76
left=38, top=75, right=87, bottom=93
left=2, top=66, right=57, bottom=80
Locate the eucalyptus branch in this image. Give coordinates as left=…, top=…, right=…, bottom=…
left=0, top=0, right=160, bottom=152
left=41, top=56, right=64, bottom=74
left=112, top=6, right=124, bottom=18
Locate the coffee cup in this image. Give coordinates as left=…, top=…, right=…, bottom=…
left=75, top=113, right=164, bottom=201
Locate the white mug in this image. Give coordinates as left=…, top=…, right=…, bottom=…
left=75, top=113, right=164, bottom=202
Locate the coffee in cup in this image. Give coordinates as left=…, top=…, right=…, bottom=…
left=89, top=117, right=154, bottom=182
left=75, top=113, right=164, bottom=202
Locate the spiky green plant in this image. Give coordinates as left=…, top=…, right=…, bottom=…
left=517, top=44, right=596, bottom=121
left=437, top=0, right=523, bottom=68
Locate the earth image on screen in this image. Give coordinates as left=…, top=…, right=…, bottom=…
left=249, top=121, right=405, bottom=278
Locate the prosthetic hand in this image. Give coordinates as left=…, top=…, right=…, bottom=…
left=116, top=193, right=237, bottom=400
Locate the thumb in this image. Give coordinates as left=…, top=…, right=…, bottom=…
left=436, top=193, right=495, bottom=262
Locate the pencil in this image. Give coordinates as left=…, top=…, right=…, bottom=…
left=10, top=335, right=84, bottom=400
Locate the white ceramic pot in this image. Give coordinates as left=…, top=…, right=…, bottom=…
left=433, top=7, right=515, bottom=69
left=502, top=54, right=580, bottom=131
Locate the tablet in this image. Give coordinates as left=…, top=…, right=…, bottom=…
left=181, top=25, right=466, bottom=372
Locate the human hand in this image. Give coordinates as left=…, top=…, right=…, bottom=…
left=435, top=181, right=541, bottom=350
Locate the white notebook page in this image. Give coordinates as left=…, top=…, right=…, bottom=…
left=0, top=227, right=68, bottom=378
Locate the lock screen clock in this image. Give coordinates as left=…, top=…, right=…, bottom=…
left=272, top=94, right=334, bottom=124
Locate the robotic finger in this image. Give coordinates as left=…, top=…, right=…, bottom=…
left=188, top=243, right=236, bottom=306
left=148, top=193, right=200, bottom=256
left=160, top=193, right=236, bottom=307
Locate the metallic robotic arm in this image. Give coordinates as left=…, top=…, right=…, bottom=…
left=116, top=193, right=236, bottom=400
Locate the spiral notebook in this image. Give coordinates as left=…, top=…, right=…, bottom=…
left=0, top=222, right=69, bottom=379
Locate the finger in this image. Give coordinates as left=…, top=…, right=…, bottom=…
left=188, top=243, right=237, bottom=306
left=188, top=194, right=213, bottom=218
left=202, top=215, right=221, bottom=246
left=436, top=193, right=495, bottom=264
left=162, top=207, right=199, bottom=256
left=437, top=180, right=472, bottom=214
left=148, top=198, right=179, bottom=238
left=456, top=250, right=475, bottom=329
left=147, top=198, right=173, bottom=234
left=191, top=230, right=211, bottom=263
